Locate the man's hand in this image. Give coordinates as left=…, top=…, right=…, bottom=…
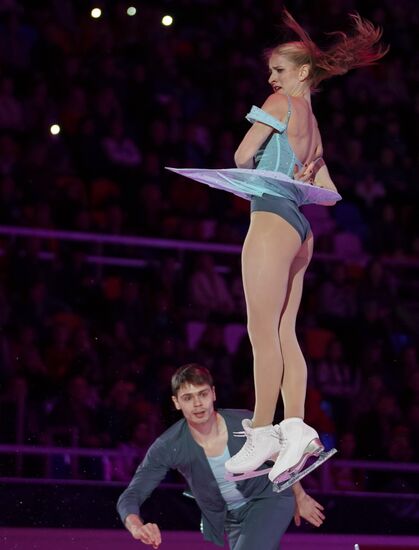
left=294, top=491, right=325, bottom=528
left=125, top=514, right=162, bottom=548
left=131, top=523, right=162, bottom=548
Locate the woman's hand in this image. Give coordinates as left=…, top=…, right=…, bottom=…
left=294, top=490, right=325, bottom=528
left=294, top=157, right=326, bottom=183
left=295, top=158, right=338, bottom=205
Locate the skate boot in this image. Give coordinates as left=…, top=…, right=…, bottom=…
left=224, top=419, right=281, bottom=478
left=268, top=417, right=324, bottom=484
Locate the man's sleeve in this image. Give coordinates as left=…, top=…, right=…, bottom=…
left=116, top=437, right=171, bottom=525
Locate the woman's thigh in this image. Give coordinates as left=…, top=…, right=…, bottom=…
left=241, top=212, right=302, bottom=320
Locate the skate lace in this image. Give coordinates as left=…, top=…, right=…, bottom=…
left=232, top=428, right=283, bottom=459
left=232, top=430, right=247, bottom=437
left=274, top=425, right=287, bottom=451
left=279, top=435, right=287, bottom=451
left=232, top=430, right=255, bottom=458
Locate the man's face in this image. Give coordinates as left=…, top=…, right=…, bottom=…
left=172, top=383, right=216, bottom=425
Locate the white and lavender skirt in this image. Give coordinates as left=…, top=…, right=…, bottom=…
left=165, top=167, right=342, bottom=206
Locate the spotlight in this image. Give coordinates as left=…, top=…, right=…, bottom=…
left=91, top=8, right=102, bottom=19
left=127, top=6, right=136, bottom=16
left=50, top=124, right=61, bottom=135
left=162, top=15, right=173, bottom=26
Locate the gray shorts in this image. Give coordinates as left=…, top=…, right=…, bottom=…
left=251, top=195, right=311, bottom=243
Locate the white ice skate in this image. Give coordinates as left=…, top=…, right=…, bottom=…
left=224, top=419, right=281, bottom=481
left=272, top=447, right=337, bottom=493
left=268, top=417, right=336, bottom=490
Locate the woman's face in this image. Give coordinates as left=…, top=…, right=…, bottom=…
left=268, top=53, right=304, bottom=96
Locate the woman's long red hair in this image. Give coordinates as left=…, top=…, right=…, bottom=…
left=270, top=10, right=389, bottom=88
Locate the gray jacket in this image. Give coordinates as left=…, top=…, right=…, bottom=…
left=117, top=408, right=293, bottom=546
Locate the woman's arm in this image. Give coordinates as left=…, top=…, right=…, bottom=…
left=305, top=133, right=339, bottom=204
left=296, top=155, right=338, bottom=205
left=312, top=159, right=338, bottom=192
left=234, top=94, right=289, bottom=168
left=234, top=124, right=271, bottom=168
left=313, top=161, right=338, bottom=206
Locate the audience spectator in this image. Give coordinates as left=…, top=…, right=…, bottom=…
left=355, top=393, right=402, bottom=460
left=110, top=420, right=154, bottom=482
left=0, top=76, right=24, bottom=132
left=355, top=172, right=386, bottom=208
left=315, top=338, right=360, bottom=431
left=188, top=254, right=235, bottom=320
left=330, top=431, right=365, bottom=491
left=316, top=264, right=358, bottom=344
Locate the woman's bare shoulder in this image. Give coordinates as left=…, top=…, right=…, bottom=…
left=260, top=93, right=289, bottom=117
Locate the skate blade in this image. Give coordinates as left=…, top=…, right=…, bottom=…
left=270, top=437, right=325, bottom=484
left=304, top=437, right=325, bottom=456
left=272, top=448, right=337, bottom=493
left=225, top=466, right=272, bottom=482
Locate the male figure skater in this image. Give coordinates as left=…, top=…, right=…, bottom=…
left=117, top=364, right=325, bottom=549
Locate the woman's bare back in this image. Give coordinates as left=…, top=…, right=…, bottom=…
left=286, top=96, right=322, bottom=167
left=281, top=95, right=336, bottom=195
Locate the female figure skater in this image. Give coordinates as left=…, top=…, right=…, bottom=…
left=222, top=10, right=388, bottom=483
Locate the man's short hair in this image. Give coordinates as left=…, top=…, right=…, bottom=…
left=171, top=364, right=214, bottom=396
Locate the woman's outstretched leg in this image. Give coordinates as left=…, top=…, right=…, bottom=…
left=268, top=232, right=324, bottom=483
left=241, top=212, right=302, bottom=427
left=225, top=212, right=302, bottom=475
left=279, top=233, right=313, bottom=419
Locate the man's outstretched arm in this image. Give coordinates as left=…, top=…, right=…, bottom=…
left=117, top=439, right=170, bottom=547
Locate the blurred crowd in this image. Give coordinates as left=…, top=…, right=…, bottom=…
left=0, top=0, right=419, bottom=491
